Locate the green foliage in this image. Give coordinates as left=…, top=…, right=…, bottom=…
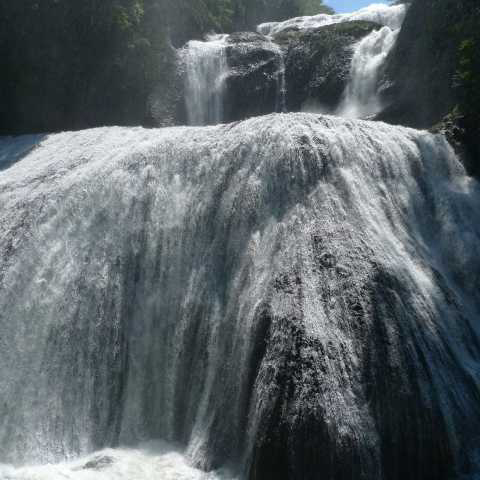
left=457, top=38, right=480, bottom=113
left=0, top=0, right=335, bottom=133
left=298, top=0, right=334, bottom=16
left=0, top=0, right=173, bottom=132
left=451, top=2, right=480, bottom=175
left=454, top=4, right=480, bottom=123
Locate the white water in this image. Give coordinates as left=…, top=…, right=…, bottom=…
left=336, top=20, right=404, bottom=118
left=270, top=40, right=287, bottom=113
left=257, top=3, right=406, bottom=36
left=1, top=113, right=480, bottom=478
left=182, top=35, right=229, bottom=125
left=0, top=442, right=234, bottom=480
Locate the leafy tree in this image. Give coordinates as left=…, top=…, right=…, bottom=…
left=298, top=0, right=334, bottom=16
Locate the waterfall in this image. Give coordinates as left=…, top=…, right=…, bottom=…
left=1, top=113, right=480, bottom=479
left=182, top=33, right=286, bottom=126
left=263, top=3, right=407, bottom=120
left=271, top=41, right=287, bottom=113
left=182, top=35, right=229, bottom=126
left=0, top=442, right=234, bottom=480
left=336, top=6, right=407, bottom=118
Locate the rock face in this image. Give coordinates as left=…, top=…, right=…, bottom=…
left=378, top=0, right=472, bottom=128
left=275, top=21, right=380, bottom=113
left=376, top=0, right=480, bottom=178
left=221, top=22, right=381, bottom=120
left=430, top=111, right=480, bottom=178
left=148, top=49, right=184, bottom=128
left=222, top=21, right=382, bottom=120
left=224, top=32, right=286, bottom=122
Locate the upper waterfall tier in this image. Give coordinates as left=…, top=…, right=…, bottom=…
left=175, top=4, right=407, bottom=127
left=182, top=35, right=230, bottom=126
left=180, top=33, right=286, bottom=126
left=1, top=113, right=479, bottom=479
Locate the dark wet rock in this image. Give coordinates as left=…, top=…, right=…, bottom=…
left=148, top=51, right=184, bottom=127
left=431, top=111, right=480, bottom=177
left=82, top=455, right=115, bottom=470
left=375, top=0, right=480, bottom=178
left=223, top=33, right=285, bottom=122
left=248, top=259, right=464, bottom=480
left=431, top=111, right=467, bottom=154
left=227, top=32, right=268, bottom=44
left=378, top=0, right=477, bottom=129
left=274, top=272, right=302, bottom=295
left=378, top=0, right=456, bottom=128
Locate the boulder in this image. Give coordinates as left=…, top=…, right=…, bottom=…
left=223, top=33, right=285, bottom=122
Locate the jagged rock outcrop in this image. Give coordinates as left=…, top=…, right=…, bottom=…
left=430, top=111, right=480, bottom=177
left=223, top=32, right=285, bottom=122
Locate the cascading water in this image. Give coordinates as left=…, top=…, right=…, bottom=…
left=260, top=3, right=407, bottom=119
left=336, top=6, right=407, bottom=118
left=182, top=33, right=286, bottom=126
left=183, top=35, right=229, bottom=126
left=1, top=113, right=480, bottom=479
left=269, top=41, right=287, bottom=113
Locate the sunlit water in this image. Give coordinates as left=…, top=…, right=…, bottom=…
left=335, top=19, right=404, bottom=118
left=1, top=113, right=479, bottom=478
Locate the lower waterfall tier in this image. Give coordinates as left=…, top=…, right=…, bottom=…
left=0, top=113, right=479, bottom=479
